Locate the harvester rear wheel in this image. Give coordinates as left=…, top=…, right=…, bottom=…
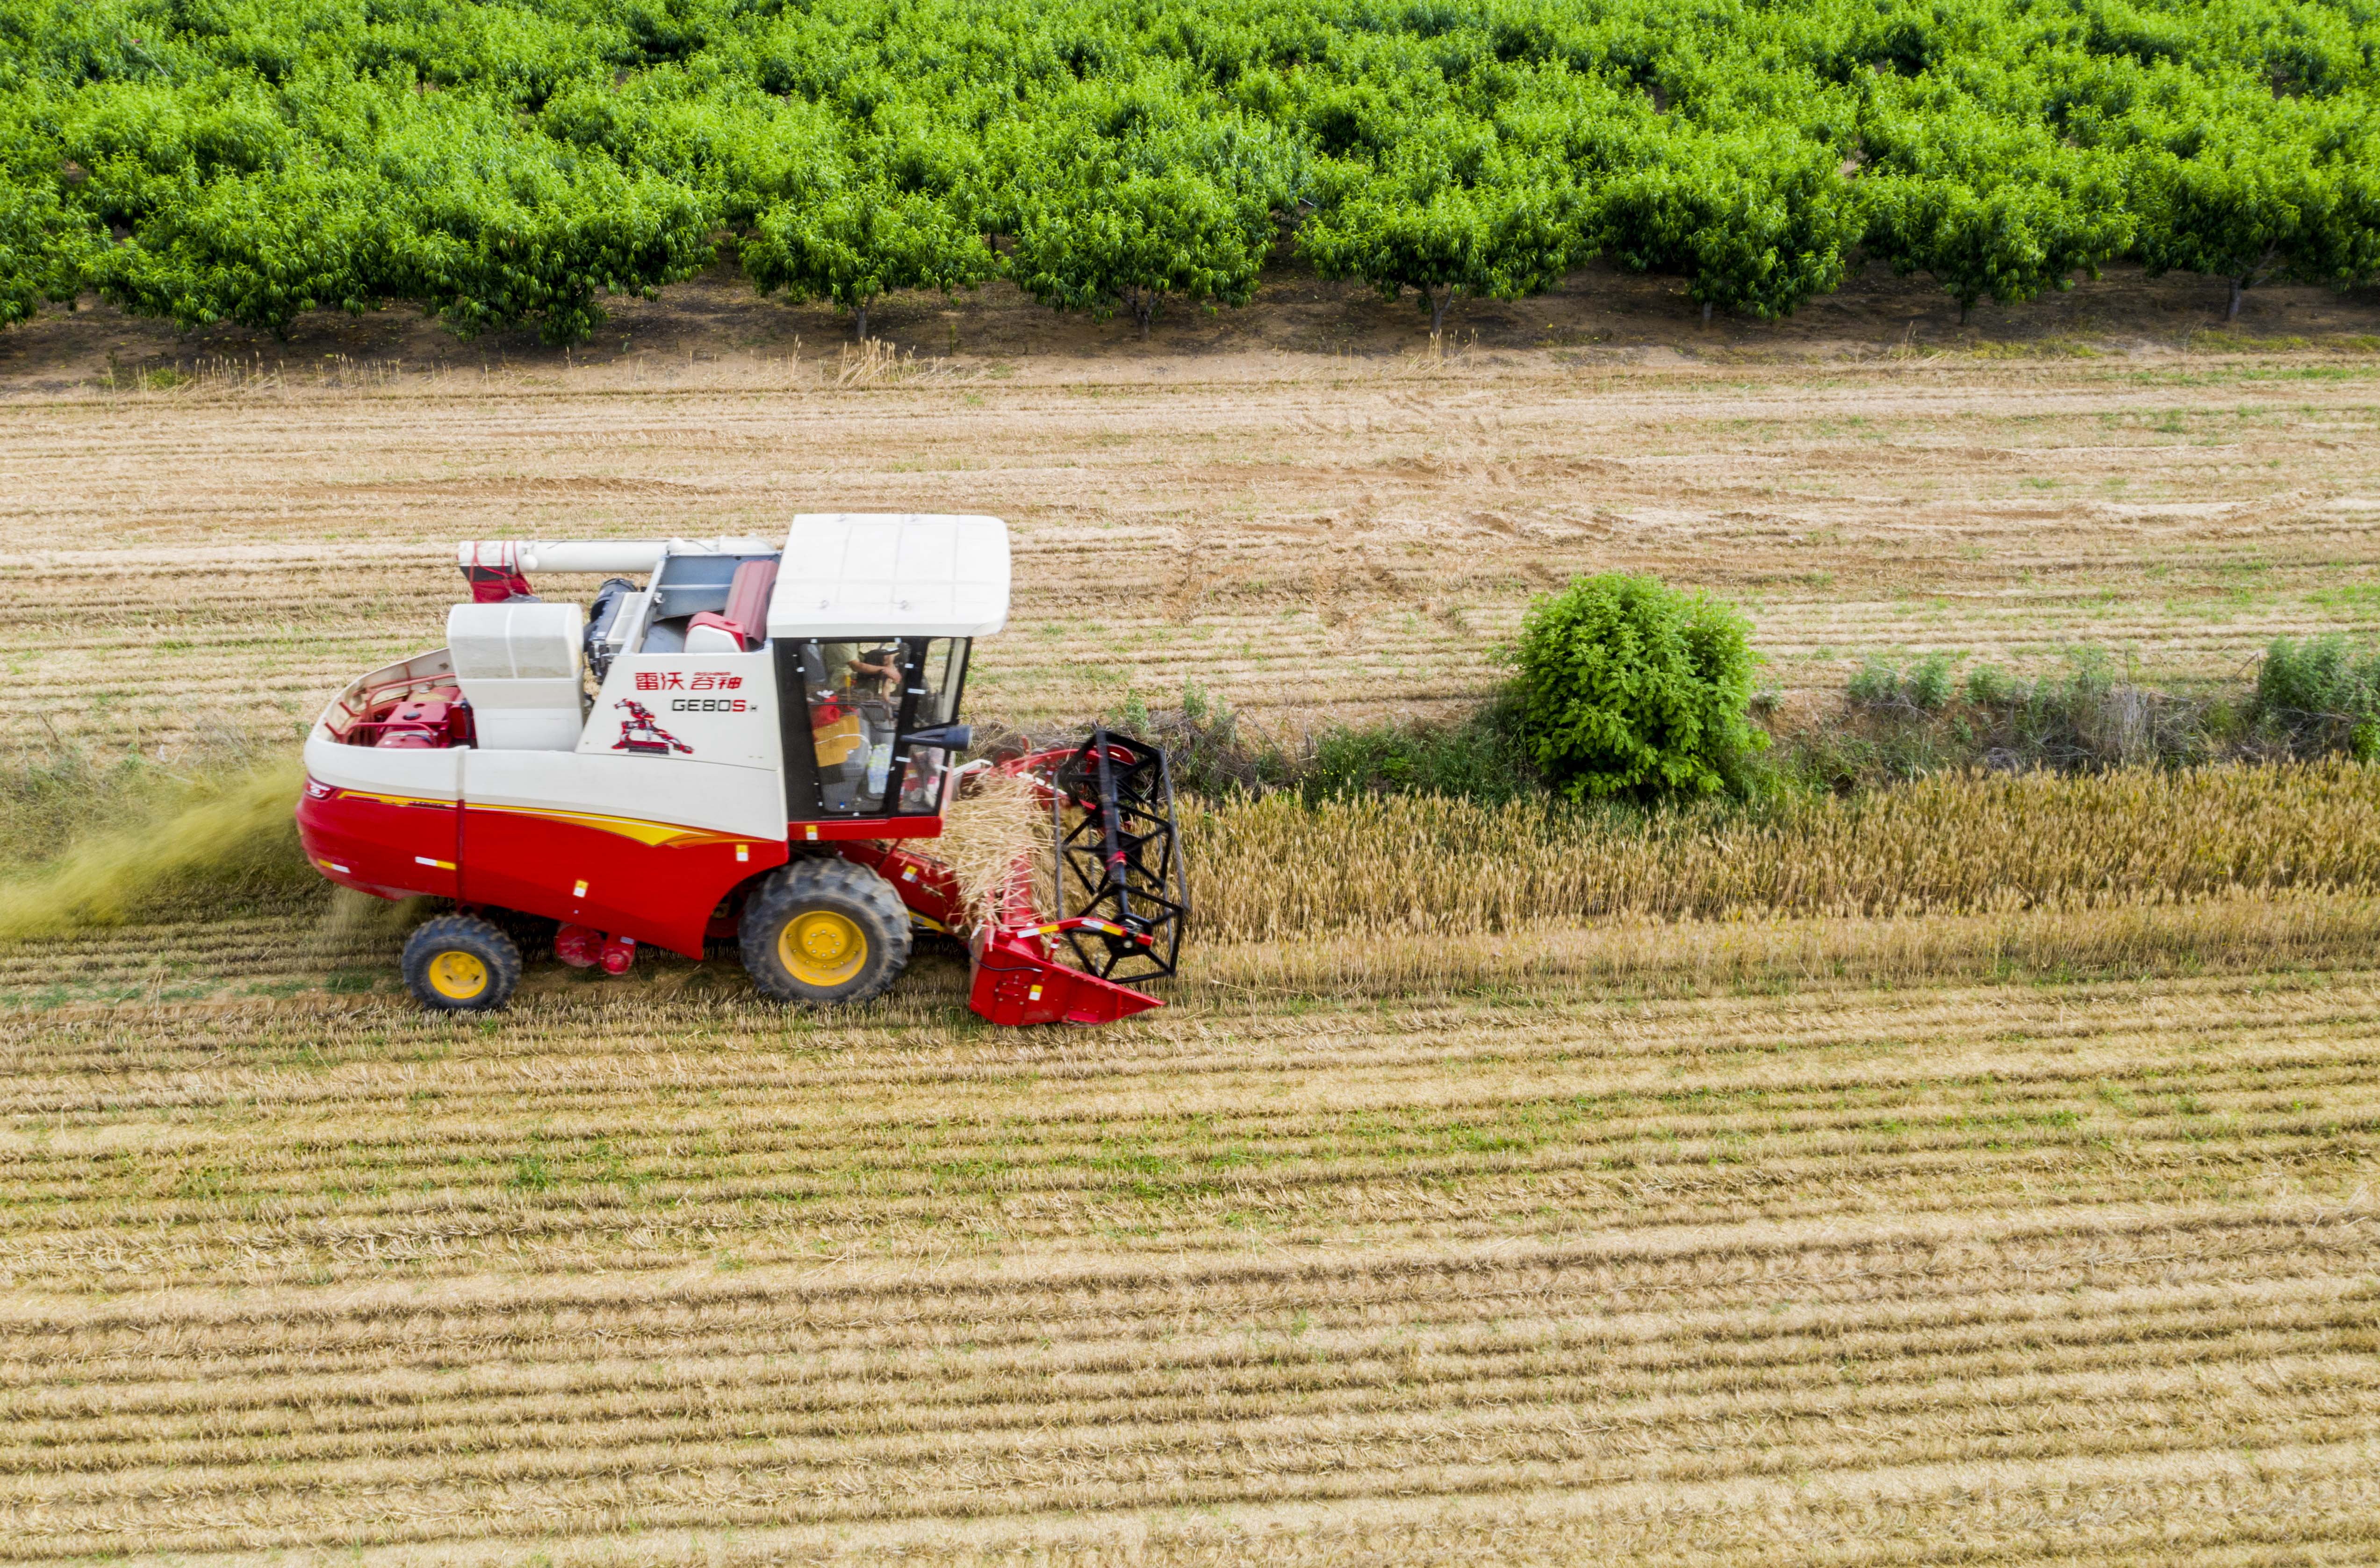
left=402, top=913, right=522, bottom=1012
left=740, top=858, right=911, bottom=1005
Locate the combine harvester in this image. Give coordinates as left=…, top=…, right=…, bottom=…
left=295, top=515, right=1186, bottom=1025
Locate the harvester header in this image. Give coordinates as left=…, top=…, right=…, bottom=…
left=296, top=515, right=1184, bottom=1023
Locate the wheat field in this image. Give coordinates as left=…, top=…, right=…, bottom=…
left=3, top=306, right=2380, bottom=1562
left=4, top=861, right=2374, bottom=1566
left=0, top=897, right=2375, bottom=1564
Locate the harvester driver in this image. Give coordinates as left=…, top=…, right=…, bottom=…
left=849, top=645, right=902, bottom=700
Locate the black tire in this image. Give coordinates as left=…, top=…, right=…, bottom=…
left=402, top=913, right=522, bottom=1013
left=740, top=858, right=912, bottom=1005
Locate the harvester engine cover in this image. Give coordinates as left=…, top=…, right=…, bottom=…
left=294, top=516, right=1186, bottom=1022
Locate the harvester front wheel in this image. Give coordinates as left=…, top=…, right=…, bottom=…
left=402, top=913, right=522, bottom=1013
left=740, top=859, right=911, bottom=1005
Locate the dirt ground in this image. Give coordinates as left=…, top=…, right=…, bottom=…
left=5, top=255, right=2380, bottom=386
left=1, top=262, right=2377, bottom=757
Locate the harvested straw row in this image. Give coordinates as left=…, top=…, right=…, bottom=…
left=17, top=1032, right=2369, bottom=1214
left=0, top=966, right=2370, bottom=1292
left=23, top=1263, right=2364, bottom=1417
left=0, top=1243, right=2371, bottom=1555
left=1188, top=761, right=2380, bottom=940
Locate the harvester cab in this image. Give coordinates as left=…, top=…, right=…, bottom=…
left=295, top=515, right=1186, bottom=1024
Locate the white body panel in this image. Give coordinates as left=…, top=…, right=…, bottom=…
left=465, top=688, right=586, bottom=751
left=462, top=751, right=785, bottom=839
left=343, top=646, right=456, bottom=691
left=447, top=601, right=581, bottom=678
left=303, top=731, right=465, bottom=800
left=313, top=520, right=1009, bottom=834
left=447, top=601, right=586, bottom=751
left=582, top=649, right=781, bottom=770
left=305, top=635, right=785, bottom=836
left=768, top=514, right=1009, bottom=639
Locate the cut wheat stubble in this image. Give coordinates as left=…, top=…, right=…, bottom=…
left=1, top=351, right=2376, bottom=1561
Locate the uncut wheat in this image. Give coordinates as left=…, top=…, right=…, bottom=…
left=1190, top=761, right=2380, bottom=940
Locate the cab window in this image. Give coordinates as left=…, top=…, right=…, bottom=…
left=800, top=640, right=902, bottom=814
left=891, top=638, right=968, bottom=813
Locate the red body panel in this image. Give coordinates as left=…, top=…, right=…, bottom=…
left=835, top=840, right=965, bottom=929
left=296, top=757, right=1169, bottom=1026
left=298, top=775, right=960, bottom=959
left=297, top=785, right=460, bottom=900
left=298, top=779, right=795, bottom=957
left=789, top=815, right=944, bottom=845
left=458, top=809, right=790, bottom=958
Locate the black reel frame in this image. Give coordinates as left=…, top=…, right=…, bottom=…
left=1048, top=728, right=1189, bottom=984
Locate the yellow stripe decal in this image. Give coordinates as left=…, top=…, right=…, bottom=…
left=467, top=802, right=747, bottom=849
left=331, top=788, right=743, bottom=849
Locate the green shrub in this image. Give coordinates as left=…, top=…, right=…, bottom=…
left=1963, top=663, right=2021, bottom=706
left=1848, top=652, right=1956, bottom=712
left=1905, top=653, right=1957, bottom=712
left=1510, top=573, right=1766, bottom=801
left=1846, top=656, right=1902, bottom=707
left=1305, top=699, right=1533, bottom=805
left=2255, top=635, right=2380, bottom=761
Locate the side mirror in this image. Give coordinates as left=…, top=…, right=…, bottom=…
left=899, top=723, right=972, bottom=752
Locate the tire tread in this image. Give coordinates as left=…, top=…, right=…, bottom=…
left=739, top=857, right=911, bottom=1004
left=402, top=913, right=523, bottom=1012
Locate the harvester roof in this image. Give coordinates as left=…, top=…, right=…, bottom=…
left=453, top=514, right=1011, bottom=641
left=766, top=513, right=1009, bottom=640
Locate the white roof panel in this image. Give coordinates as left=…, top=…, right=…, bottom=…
left=765, top=513, right=1011, bottom=640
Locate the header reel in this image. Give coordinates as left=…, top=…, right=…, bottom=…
left=1047, top=729, right=1187, bottom=984
left=965, top=727, right=1189, bottom=1026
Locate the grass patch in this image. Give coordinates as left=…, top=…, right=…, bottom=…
left=1963, top=337, right=2102, bottom=360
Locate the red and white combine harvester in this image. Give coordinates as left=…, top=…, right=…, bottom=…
left=295, top=515, right=1186, bottom=1024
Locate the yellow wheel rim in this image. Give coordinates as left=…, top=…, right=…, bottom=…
left=426, top=950, right=489, bottom=1001
left=781, top=910, right=866, bottom=988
